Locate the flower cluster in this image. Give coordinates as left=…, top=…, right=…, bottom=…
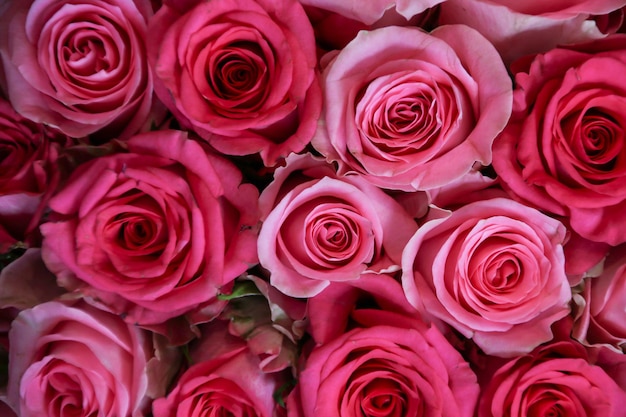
left=2, top=0, right=626, bottom=416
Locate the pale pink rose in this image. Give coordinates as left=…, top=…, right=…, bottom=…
left=291, top=310, right=479, bottom=417
left=477, top=0, right=626, bottom=17
left=478, top=341, right=626, bottom=417
left=312, top=25, right=512, bottom=191
left=402, top=198, right=572, bottom=357
left=153, top=320, right=286, bottom=417
left=40, top=130, right=259, bottom=325
left=7, top=300, right=174, bottom=417
left=298, top=0, right=444, bottom=25
left=572, top=243, right=626, bottom=352
left=148, top=0, right=321, bottom=166
left=258, top=153, right=419, bottom=297
left=0, top=0, right=155, bottom=140
left=493, top=34, right=626, bottom=245
left=438, top=0, right=610, bottom=66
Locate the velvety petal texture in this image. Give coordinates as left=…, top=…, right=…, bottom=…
left=402, top=198, right=571, bottom=357
left=312, top=24, right=512, bottom=191
left=40, top=130, right=260, bottom=325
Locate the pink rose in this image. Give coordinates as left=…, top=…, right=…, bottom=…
left=40, top=130, right=259, bottom=325
left=148, top=0, right=321, bottom=166
left=152, top=320, right=286, bottom=417
left=258, top=154, right=419, bottom=297
left=7, top=300, right=173, bottom=417
left=291, top=310, right=479, bottom=417
left=312, top=25, right=512, bottom=191
left=477, top=0, right=626, bottom=17
left=493, top=35, right=626, bottom=245
left=401, top=198, right=572, bottom=356
left=478, top=341, right=626, bottom=417
left=572, top=243, right=626, bottom=352
left=0, top=0, right=155, bottom=140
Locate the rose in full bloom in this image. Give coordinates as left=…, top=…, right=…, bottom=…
left=152, top=320, right=285, bottom=417
left=572, top=243, right=626, bottom=352
left=0, top=0, right=155, bottom=140
left=0, top=98, right=67, bottom=247
left=478, top=341, right=626, bottom=417
left=401, top=198, right=572, bottom=356
left=148, top=0, right=321, bottom=166
left=312, top=24, right=512, bottom=191
left=477, top=0, right=626, bottom=17
left=258, top=154, right=419, bottom=298
left=40, top=130, right=259, bottom=325
left=493, top=35, right=626, bottom=245
left=290, top=310, right=479, bottom=417
left=7, top=300, right=173, bottom=417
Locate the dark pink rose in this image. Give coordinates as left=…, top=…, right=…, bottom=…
left=493, top=35, right=626, bottom=245
left=478, top=341, right=626, bottom=417
left=148, top=0, right=321, bottom=166
left=402, top=198, right=572, bottom=357
left=477, top=0, right=626, bottom=17
left=439, top=0, right=610, bottom=66
left=258, top=153, right=419, bottom=297
left=298, top=0, right=444, bottom=25
left=7, top=300, right=175, bottom=417
left=0, top=98, right=66, bottom=246
left=312, top=25, right=512, bottom=191
left=572, top=243, right=626, bottom=352
left=40, top=130, right=259, bottom=325
left=291, top=310, right=479, bottom=417
left=0, top=0, right=155, bottom=140
left=152, top=320, right=286, bottom=417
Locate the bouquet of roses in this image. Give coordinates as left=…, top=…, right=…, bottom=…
left=2, top=0, right=626, bottom=416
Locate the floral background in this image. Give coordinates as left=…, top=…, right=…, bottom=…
left=2, top=0, right=626, bottom=416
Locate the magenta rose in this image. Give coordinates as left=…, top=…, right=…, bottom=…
left=152, top=320, right=285, bottom=417
left=572, top=243, right=626, bottom=352
left=291, top=310, right=479, bottom=417
left=148, top=0, right=321, bottom=166
left=7, top=300, right=174, bottom=417
left=258, top=153, right=419, bottom=297
left=40, top=130, right=259, bottom=325
left=401, top=198, right=572, bottom=356
left=476, top=0, right=626, bottom=17
left=0, top=0, right=154, bottom=139
left=478, top=341, right=626, bottom=417
left=311, top=24, right=512, bottom=191
left=493, top=35, right=626, bottom=245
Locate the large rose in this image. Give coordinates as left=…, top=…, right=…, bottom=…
left=572, top=243, right=626, bottom=352
left=290, top=310, right=479, bottom=417
left=478, top=341, right=626, bottom=417
left=258, top=154, right=419, bottom=298
left=0, top=0, right=154, bottom=140
left=493, top=35, right=626, bottom=245
left=40, top=130, right=259, bottom=325
left=401, top=198, right=572, bottom=356
left=148, top=0, right=321, bottom=166
left=152, top=320, right=285, bottom=417
left=6, top=300, right=174, bottom=417
left=311, top=24, right=512, bottom=191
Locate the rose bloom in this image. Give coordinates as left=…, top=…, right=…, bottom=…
left=40, top=130, right=259, bottom=325
left=493, top=35, right=626, bottom=245
left=572, top=243, right=626, bottom=352
left=290, top=310, right=479, bottom=417
left=311, top=24, right=512, bottom=191
left=152, top=320, right=284, bottom=417
left=0, top=0, right=155, bottom=140
left=258, top=153, right=419, bottom=298
left=148, top=0, right=321, bottom=166
left=6, top=300, right=172, bottom=417
left=402, top=198, right=572, bottom=357
left=478, top=341, right=626, bottom=417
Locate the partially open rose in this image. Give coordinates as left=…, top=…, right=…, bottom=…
left=0, top=0, right=155, bottom=140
